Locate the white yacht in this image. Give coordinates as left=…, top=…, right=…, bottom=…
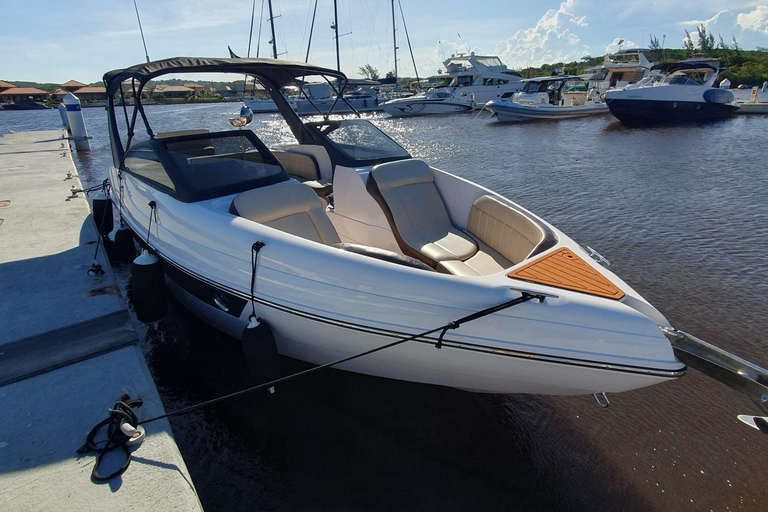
left=426, top=53, right=525, bottom=107
left=605, top=60, right=739, bottom=124
left=101, top=57, right=768, bottom=415
left=586, top=49, right=657, bottom=95
left=382, top=87, right=475, bottom=116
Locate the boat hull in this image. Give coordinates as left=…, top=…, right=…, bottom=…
left=606, top=98, right=739, bottom=124
left=488, top=101, right=609, bottom=122
left=382, top=100, right=474, bottom=116
left=165, top=257, right=682, bottom=396
left=111, top=165, right=685, bottom=397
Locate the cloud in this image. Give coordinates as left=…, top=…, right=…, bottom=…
left=492, top=0, right=591, bottom=68
left=603, top=38, right=641, bottom=55
left=736, top=5, right=768, bottom=34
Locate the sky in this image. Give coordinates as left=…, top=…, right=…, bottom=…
left=1, top=0, right=766, bottom=84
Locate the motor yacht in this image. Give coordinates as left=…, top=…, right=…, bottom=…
left=426, top=53, right=525, bottom=107
left=605, top=60, right=738, bottom=124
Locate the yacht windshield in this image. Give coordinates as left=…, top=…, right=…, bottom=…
left=308, top=119, right=409, bottom=161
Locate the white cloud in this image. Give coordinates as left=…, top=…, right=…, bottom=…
left=737, top=5, right=768, bottom=34
left=492, top=0, right=591, bottom=68
left=603, top=38, right=640, bottom=55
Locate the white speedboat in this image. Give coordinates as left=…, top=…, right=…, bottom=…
left=605, top=60, right=739, bottom=124
left=101, top=58, right=768, bottom=407
left=486, top=76, right=609, bottom=122
left=425, top=53, right=525, bottom=107
left=290, top=81, right=382, bottom=115
left=382, top=88, right=475, bottom=116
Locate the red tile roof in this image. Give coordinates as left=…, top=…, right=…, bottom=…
left=0, top=80, right=18, bottom=89
left=0, top=87, right=48, bottom=96
left=61, top=80, right=86, bottom=88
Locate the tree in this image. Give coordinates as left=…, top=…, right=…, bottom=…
left=649, top=34, right=661, bottom=51
left=385, top=70, right=395, bottom=79
left=358, top=64, right=380, bottom=80
left=696, top=24, right=715, bottom=55
left=683, top=30, right=695, bottom=55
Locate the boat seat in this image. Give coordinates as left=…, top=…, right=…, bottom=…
left=156, top=129, right=214, bottom=157
left=230, top=182, right=341, bottom=245
left=366, top=159, right=477, bottom=268
left=272, top=149, right=332, bottom=198
left=438, top=195, right=547, bottom=276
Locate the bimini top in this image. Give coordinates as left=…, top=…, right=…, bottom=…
left=651, top=61, right=718, bottom=74
left=103, top=57, right=346, bottom=96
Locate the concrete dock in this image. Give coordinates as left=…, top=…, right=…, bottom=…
left=0, top=130, right=202, bottom=510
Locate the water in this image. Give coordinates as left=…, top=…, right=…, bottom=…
left=2, top=105, right=767, bottom=511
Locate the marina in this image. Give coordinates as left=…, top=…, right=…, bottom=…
left=1, top=82, right=767, bottom=509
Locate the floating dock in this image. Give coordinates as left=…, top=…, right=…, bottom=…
left=0, top=130, right=202, bottom=510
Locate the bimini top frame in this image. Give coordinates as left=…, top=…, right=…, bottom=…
left=103, top=57, right=361, bottom=168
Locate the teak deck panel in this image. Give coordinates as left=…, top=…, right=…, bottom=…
left=507, top=248, right=625, bottom=299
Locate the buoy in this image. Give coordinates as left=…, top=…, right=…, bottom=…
left=241, top=316, right=281, bottom=392
left=130, top=249, right=166, bottom=324
left=63, top=93, right=90, bottom=151
left=91, top=192, right=113, bottom=236
left=113, top=226, right=137, bottom=264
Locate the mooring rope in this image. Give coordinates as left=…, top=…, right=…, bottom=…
left=137, top=291, right=544, bottom=426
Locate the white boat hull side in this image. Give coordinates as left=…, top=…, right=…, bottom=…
left=487, top=101, right=609, bottom=122
left=382, top=100, right=474, bottom=117
left=166, top=267, right=679, bottom=395
left=243, top=98, right=278, bottom=113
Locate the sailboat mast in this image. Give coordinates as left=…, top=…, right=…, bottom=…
left=333, top=0, right=340, bottom=71
left=391, top=0, right=397, bottom=85
left=267, top=0, right=278, bottom=59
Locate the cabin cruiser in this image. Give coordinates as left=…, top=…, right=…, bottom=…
left=605, top=60, right=738, bottom=124
left=486, top=76, right=609, bottom=122
left=426, top=53, right=525, bottom=107
left=586, top=49, right=657, bottom=95
left=382, top=87, right=475, bottom=116
left=100, top=57, right=768, bottom=410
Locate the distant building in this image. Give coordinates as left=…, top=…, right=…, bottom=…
left=0, top=82, right=49, bottom=103
left=0, top=80, right=18, bottom=93
left=71, top=86, right=107, bottom=102
left=53, top=80, right=87, bottom=99
left=152, top=84, right=194, bottom=99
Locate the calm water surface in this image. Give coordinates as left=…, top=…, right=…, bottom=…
left=2, top=105, right=767, bottom=511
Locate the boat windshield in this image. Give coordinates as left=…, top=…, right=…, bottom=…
left=307, top=119, right=409, bottom=161
left=125, top=130, right=289, bottom=202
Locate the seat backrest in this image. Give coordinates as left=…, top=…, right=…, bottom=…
left=231, top=182, right=341, bottom=245
left=272, top=150, right=321, bottom=181
left=366, top=159, right=477, bottom=265
left=467, top=195, right=545, bottom=265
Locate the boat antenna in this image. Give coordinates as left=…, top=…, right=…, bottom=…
left=132, top=0, right=150, bottom=63
left=267, top=0, right=278, bottom=59
left=391, top=0, right=398, bottom=86
left=457, top=32, right=469, bottom=54
left=398, top=0, right=420, bottom=88
left=305, top=0, right=318, bottom=63
left=247, top=0, right=257, bottom=58
left=256, top=0, right=265, bottom=58
left=333, top=0, right=340, bottom=71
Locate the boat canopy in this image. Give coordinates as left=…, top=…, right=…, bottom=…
left=651, top=61, right=718, bottom=74
left=103, top=57, right=346, bottom=97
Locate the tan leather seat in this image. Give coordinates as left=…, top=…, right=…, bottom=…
left=366, top=159, right=477, bottom=267
left=440, top=195, right=547, bottom=276
left=231, top=182, right=341, bottom=245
